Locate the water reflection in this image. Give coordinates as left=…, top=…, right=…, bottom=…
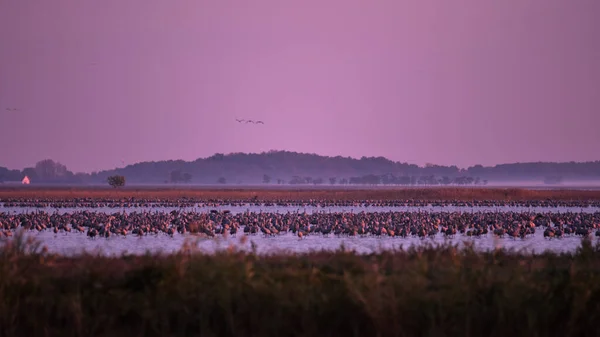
left=4, top=226, right=591, bottom=257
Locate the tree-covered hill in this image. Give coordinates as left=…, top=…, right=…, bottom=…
left=1, top=150, right=599, bottom=186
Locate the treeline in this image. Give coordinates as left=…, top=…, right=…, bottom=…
left=0, top=160, right=87, bottom=184
left=1, top=151, right=599, bottom=185
left=265, top=174, right=487, bottom=186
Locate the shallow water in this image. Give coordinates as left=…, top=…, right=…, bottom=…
left=3, top=205, right=598, bottom=256
left=6, top=229, right=593, bottom=256
left=2, top=205, right=600, bottom=215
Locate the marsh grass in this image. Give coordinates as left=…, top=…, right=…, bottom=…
left=2, top=186, right=600, bottom=201
left=2, top=232, right=600, bottom=337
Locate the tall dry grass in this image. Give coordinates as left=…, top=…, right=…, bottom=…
left=1, top=186, right=600, bottom=201
left=1, top=232, right=600, bottom=337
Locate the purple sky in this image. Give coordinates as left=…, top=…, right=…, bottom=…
left=1, top=0, right=599, bottom=173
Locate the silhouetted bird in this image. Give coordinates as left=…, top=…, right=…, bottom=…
left=236, top=118, right=264, bottom=125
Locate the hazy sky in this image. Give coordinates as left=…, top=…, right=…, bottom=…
left=1, top=0, right=599, bottom=173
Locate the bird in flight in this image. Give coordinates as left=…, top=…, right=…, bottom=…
left=236, top=118, right=264, bottom=125
left=5, top=108, right=20, bottom=112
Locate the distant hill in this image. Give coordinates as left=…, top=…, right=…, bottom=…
left=1, top=150, right=599, bottom=186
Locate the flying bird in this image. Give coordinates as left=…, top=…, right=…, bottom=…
left=236, top=118, right=264, bottom=125
left=5, top=108, right=20, bottom=112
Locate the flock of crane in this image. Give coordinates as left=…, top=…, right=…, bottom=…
left=1, top=197, right=600, bottom=238
left=1, top=208, right=600, bottom=241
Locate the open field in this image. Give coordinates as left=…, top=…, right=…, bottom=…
left=3, top=186, right=600, bottom=201
left=2, top=234, right=600, bottom=337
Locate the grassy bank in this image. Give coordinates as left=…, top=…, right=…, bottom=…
left=2, top=235, right=600, bottom=337
left=2, top=186, right=600, bottom=201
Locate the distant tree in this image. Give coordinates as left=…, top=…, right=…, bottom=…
left=107, top=175, right=125, bottom=188
left=452, top=176, right=475, bottom=185
left=277, top=179, right=283, bottom=184
left=35, top=159, right=69, bottom=182
left=182, top=173, right=192, bottom=183
left=313, top=177, right=324, bottom=185
left=329, top=177, right=337, bottom=185
left=289, top=176, right=304, bottom=185
left=263, top=174, right=271, bottom=184
left=452, top=176, right=464, bottom=185
left=35, top=159, right=57, bottom=181
left=217, top=177, right=227, bottom=184
left=339, top=178, right=348, bottom=185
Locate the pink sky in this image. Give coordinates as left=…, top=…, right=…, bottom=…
left=1, top=0, right=599, bottom=173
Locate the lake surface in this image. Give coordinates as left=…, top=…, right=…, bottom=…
left=3, top=205, right=598, bottom=256
left=7, top=228, right=593, bottom=256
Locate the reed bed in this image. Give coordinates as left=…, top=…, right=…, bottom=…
left=2, top=233, right=600, bottom=337
left=2, top=186, right=600, bottom=201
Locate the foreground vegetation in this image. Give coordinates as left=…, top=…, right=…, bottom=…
left=2, top=186, right=600, bottom=201
left=2, top=234, right=600, bottom=337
